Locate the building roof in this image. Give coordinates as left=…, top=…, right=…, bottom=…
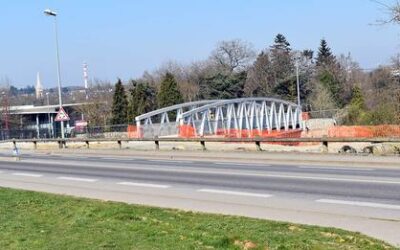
left=6, top=103, right=86, bottom=115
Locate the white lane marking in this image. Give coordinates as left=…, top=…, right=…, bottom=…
left=148, top=159, right=193, bottom=164
left=58, top=155, right=89, bottom=159
left=298, top=166, right=375, bottom=171
left=57, top=177, right=97, bottom=182
left=117, top=182, right=170, bottom=189
left=13, top=159, right=399, bottom=185
left=101, top=157, right=128, bottom=160
left=316, top=199, right=400, bottom=210
left=215, top=162, right=271, bottom=167
left=144, top=167, right=400, bottom=185
left=12, top=173, right=43, bottom=177
left=198, top=189, right=273, bottom=198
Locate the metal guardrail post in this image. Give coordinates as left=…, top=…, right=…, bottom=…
left=255, top=141, right=262, bottom=151
left=200, top=140, right=206, bottom=151
left=322, top=140, right=328, bottom=153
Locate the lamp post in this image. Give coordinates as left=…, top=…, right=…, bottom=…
left=44, top=8, right=65, bottom=139
left=295, top=60, right=301, bottom=107
left=46, top=92, right=52, bottom=138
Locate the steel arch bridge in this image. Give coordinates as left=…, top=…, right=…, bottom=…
left=134, top=98, right=303, bottom=138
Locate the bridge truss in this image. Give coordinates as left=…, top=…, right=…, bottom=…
left=135, top=98, right=302, bottom=138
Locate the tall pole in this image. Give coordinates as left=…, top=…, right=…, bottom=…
left=45, top=9, right=65, bottom=138
left=46, top=92, right=52, bottom=138
left=295, top=60, right=301, bottom=108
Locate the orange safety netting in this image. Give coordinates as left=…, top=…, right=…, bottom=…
left=328, top=125, right=400, bottom=138
left=178, top=125, right=302, bottom=145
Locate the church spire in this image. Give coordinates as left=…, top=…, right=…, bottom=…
left=35, top=72, right=43, bottom=99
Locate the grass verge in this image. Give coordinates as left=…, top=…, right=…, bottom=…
left=0, top=187, right=395, bottom=250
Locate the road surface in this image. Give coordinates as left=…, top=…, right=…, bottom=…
left=0, top=152, right=399, bottom=246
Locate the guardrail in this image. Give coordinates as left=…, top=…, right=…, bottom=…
left=2, top=137, right=400, bottom=152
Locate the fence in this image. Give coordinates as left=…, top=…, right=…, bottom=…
left=1, top=124, right=129, bottom=141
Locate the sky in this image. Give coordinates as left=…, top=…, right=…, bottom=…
left=0, top=0, right=399, bottom=87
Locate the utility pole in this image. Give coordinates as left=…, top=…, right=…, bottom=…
left=295, top=60, right=301, bottom=108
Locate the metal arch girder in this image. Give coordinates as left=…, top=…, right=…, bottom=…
left=134, top=100, right=219, bottom=123
left=179, top=97, right=300, bottom=119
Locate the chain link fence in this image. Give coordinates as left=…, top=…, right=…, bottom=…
left=0, top=124, right=130, bottom=141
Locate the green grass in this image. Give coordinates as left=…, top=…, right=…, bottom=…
left=0, top=188, right=396, bottom=250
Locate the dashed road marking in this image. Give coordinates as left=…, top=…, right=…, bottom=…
left=148, top=159, right=193, bottom=164
left=12, top=173, right=43, bottom=177
left=298, top=166, right=374, bottom=171
left=316, top=199, right=400, bottom=210
left=214, top=162, right=271, bottom=167
left=57, top=177, right=97, bottom=182
left=197, top=189, right=273, bottom=198
left=117, top=182, right=170, bottom=189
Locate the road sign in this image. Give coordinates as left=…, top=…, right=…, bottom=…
left=54, top=107, right=70, bottom=122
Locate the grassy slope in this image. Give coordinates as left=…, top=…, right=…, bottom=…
left=0, top=188, right=395, bottom=250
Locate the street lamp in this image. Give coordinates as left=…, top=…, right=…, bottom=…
left=44, top=8, right=65, bottom=139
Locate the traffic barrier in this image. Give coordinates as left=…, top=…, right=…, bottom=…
left=179, top=125, right=196, bottom=138
left=127, top=125, right=139, bottom=138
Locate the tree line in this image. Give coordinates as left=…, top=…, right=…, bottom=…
left=109, top=33, right=400, bottom=125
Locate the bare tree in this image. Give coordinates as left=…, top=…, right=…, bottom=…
left=210, top=39, right=256, bottom=73
left=145, top=60, right=214, bottom=102
left=309, top=81, right=337, bottom=111
left=372, top=0, right=400, bottom=24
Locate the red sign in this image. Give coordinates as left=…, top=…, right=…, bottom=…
left=54, top=107, right=70, bottom=122
left=75, top=120, right=88, bottom=127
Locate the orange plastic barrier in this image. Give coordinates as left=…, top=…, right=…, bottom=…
left=127, top=125, right=139, bottom=138
left=179, top=125, right=196, bottom=138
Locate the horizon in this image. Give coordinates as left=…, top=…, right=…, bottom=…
left=0, top=0, right=399, bottom=88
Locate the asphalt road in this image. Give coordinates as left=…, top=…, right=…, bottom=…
left=0, top=152, right=399, bottom=246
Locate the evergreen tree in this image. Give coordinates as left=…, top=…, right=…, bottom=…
left=273, top=74, right=311, bottom=103
left=244, top=51, right=274, bottom=96
left=271, top=34, right=291, bottom=52
left=314, top=39, right=343, bottom=107
left=318, top=69, right=342, bottom=107
left=127, top=80, right=138, bottom=123
left=111, top=79, right=128, bottom=125
left=270, top=34, right=294, bottom=88
left=349, top=86, right=365, bottom=109
left=128, top=80, right=156, bottom=123
left=199, top=71, right=246, bottom=99
left=316, top=39, right=335, bottom=66
left=157, top=73, right=183, bottom=108
left=345, top=86, right=366, bottom=124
